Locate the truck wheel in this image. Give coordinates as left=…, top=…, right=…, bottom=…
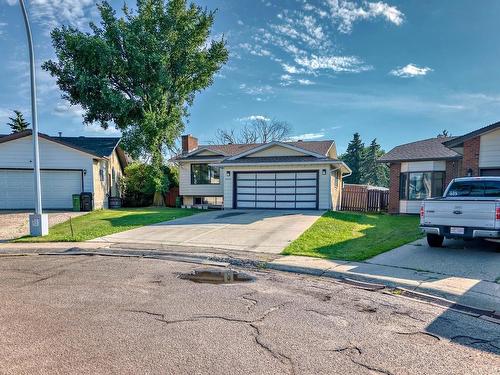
left=427, top=234, right=444, bottom=247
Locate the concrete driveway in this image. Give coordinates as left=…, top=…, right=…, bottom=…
left=92, top=209, right=324, bottom=254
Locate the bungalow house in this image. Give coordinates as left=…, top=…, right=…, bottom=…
left=172, top=134, right=351, bottom=210
left=379, top=120, right=500, bottom=214
left=0, top=130, right=127, bottom=210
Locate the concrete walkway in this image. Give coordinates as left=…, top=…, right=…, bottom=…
left=91, top=209, right=324, bottom=254
left=269, top=239, right=500, bottom=313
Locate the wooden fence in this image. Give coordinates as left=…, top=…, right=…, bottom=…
left=164, top=187, right=180, bottom=207
left=341, top=184, right=389, bottom=212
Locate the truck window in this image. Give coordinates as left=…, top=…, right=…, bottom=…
left=447, top=180, right=500, bottom=197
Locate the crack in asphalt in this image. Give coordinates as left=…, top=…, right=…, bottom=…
left=350, top=358, right=394, bottom=375
left=394, top=331, right=441, bottom=341
left=390, top=310, right=426, bottom=323
left=327, top=345, right=362, bottom=355
left=240, top=292, right=259, bottom=311
left=126, top=302, right=295, bottom=374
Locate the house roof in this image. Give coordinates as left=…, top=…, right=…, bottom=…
left=443, top=120, right=500, bottom=148
left=174, top=140, right=335, bottom=161
left=378, top=136, right=461, bottom=163
left=0, top=130, right=121, bottom=158
left=219, top=156, right=334, bottom=164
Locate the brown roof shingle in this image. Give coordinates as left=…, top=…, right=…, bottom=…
left=378, top=137, right=461, bottom=163
left=175, top=140, right=334, bottom=160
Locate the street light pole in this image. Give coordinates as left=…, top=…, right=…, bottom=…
left=19, top=0, right=48, bottom=236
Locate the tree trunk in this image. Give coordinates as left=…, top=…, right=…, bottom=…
left=152, top=191, right=165, bottom=207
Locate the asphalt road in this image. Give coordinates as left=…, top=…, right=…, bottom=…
left=0, top=255, right=498, bottom=374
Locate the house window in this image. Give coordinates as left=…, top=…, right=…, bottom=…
left=191, top=164, right=220, bottom=184
left=193, top=196, right=224, bottom=206
left=99, top=168, right=105, bottom=182
left=399, top=171, right=445, bottom=200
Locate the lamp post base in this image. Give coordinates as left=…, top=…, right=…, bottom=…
left=29, top=214, right=48, bottom=236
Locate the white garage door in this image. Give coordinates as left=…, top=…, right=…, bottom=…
left=0, top=169, right=82, bottom=210
left=235, top=171, right=318, bottom=209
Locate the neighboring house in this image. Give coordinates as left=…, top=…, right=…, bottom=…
left=379, top=120, right=500, bottom=214
left=172, top=134, right=351, bottom=210
left=0, top=130, right=127, bottom=210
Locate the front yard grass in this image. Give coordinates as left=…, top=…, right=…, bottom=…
left=283, top=211, right=422, bottom=261
left=15, top=207, right=199, bottom=242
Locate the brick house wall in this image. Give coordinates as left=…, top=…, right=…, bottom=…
left=388, top=163, right=401, bottom=214
left=445, top=159, right=462, bottom=187
left=462, top=136, right=480, bottom=176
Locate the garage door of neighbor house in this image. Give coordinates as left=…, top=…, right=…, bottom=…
left=235, top=171, right=319, bottom=209
left=480, top=169, right=500, bottom=177
left=0, top=169, right=83, bottom=210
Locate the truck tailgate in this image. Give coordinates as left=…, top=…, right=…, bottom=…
left=422, top=200, right=496, bottom=228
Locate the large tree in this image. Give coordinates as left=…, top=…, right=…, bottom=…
left=7, top=110, right=30, bottom=133
left=340, top=132, right=364, bottom=184
left=214, top=118, right=292, bottom=144
left=361, top=138, right=389, bottom=187
left=43, top=0, right=228, bottom=205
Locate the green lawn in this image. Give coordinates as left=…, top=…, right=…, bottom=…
left=15, top=207, right=199, bottom=242
left=283, top=211, right=422, bottom=261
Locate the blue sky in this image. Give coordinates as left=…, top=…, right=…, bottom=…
left=1, top=0, right=500, bottom=153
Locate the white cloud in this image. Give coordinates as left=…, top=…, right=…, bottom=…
left=238, top=115, right=270, bottom=122
left=390, top=63, right=433, bottom=78
left=297, top=79, right=315, bottom=85
left=0, top=22, right=7, bottom=35
left=239, top=83, right=273, bottom=95
left=327, top=0, right=404, bottom=33
left=237, top=20, right=244, bottom=26
left=295, top=55, right=372, bottom=73
left=7, top=0, right=95, bottom=29
left=83, top=122, right=121, bottom=136
left=53, top=101, right=85, bottom=118
left=288, top=132, right=325, bottom=141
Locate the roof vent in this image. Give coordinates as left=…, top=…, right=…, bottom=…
left=297, top=139, right=303, bottom=142
left=58, top=132, right=62, bottom=138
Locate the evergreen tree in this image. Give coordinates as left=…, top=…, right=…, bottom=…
left=361, top=138, right=389, bottom=187
left=340, top=132, right=364, bottom=184
left=7, top=110, right=30, bottom=133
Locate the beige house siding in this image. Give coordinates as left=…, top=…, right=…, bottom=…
left=479, top=127, right=500, bottom=168
left=223, top=164, right=333, bottom=209
left=91, top=149, right=124, bottom=209
left=179, top=160, right=225, bottom=198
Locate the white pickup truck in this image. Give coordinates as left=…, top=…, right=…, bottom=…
left=420, top=177, right=500, bottom=247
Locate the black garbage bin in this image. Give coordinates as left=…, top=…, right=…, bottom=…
left=80, top=192, right=93, bottom=211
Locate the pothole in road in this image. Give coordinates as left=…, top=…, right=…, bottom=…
left=179, top=268, right=255, bottom=284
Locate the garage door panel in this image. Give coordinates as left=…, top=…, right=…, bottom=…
left=237, top=173, right=256, bottom=180
left=0, top=170, right=82, bottom=210
left=276, top=187, right=295, bottom=194
left=276, top=202, right=295, bottom=208
left=257, top=173, right=275, bottom=180
left=298, top=194, right=317, bottom=201
left=276, top=180, right=295, bottom=187
left=237, top=194, right=255, bottom=201
left=296, top=179, right=316, bottom=187
left=296, top=201, right=317, bottom=208
left=276, top=173, right=295, bottom=180
left=296, top=187, right=316, bottom=194
left=296, top=172, right=317, bottom=179
left=256, top=201, right=274, bottom=208
left=256, top=187, right=275, bottom=194
left=237, top=187, right=255, bottom=194
left=256, top=194, right=276, bottom=201
left=256, top=180, right=275, bottom=187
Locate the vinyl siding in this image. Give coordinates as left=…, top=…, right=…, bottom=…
left=0, top=135, right=94, bottom=194
left=399, top=200, right=421, bottom=214
left=479, top=128, right=500, bottom=168
left=178, top=160, right=225, bottom=197
left=223, top=164, right=332, bottom=209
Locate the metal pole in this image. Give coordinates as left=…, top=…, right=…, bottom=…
left=19, top=0, right=42, bottom=215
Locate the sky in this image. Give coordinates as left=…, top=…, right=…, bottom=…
left=1, top=0, right=500, bottom=153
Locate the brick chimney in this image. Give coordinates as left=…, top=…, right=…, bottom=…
left=181, top=134, right=198, bottom=154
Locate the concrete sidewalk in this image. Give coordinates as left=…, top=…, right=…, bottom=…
left=268, top=255, right=500, bottom=313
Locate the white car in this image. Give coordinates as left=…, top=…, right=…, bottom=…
left=420, top=177, right=500, bottom=247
